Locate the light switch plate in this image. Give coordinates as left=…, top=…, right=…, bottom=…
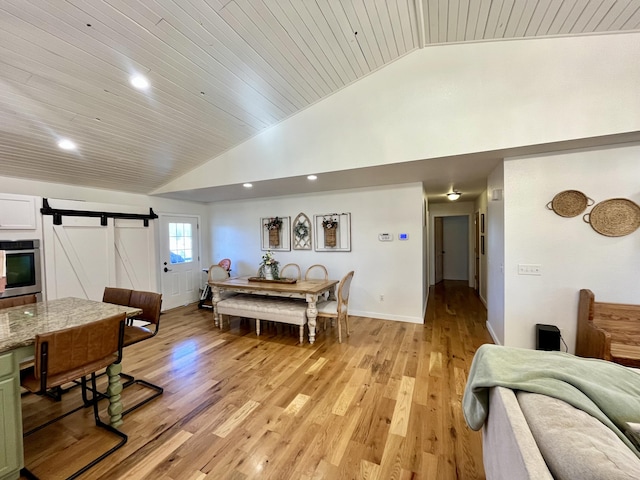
left=518, top=264, right=542, bottom=275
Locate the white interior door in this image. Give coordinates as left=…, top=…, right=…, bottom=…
left=159, top=215, right=200, bottom=310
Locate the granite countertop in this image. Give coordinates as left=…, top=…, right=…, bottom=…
left=0, top=297, right=141, bottom=353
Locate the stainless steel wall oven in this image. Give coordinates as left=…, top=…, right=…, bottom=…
left=0, top=239, right=42, bottom=299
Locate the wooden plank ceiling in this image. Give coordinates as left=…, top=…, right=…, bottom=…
left=0, top=0, right=639, bottom=198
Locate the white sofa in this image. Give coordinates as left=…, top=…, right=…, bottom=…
left=463, top=345, right=640, bottom=480
left=483, top=386, right=640, bottom=480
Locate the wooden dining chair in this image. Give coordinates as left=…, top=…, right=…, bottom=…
left=21, top=313, right=128, bottom=479
left=280, top=263, right=301, bottom=280
left=304, top=264, right=328, bottom=280
left=120, top=290, right=164, bottom=416
left=305, top=264, right=330, bottom=300
left=316, top=271, right=355, bottom=343
left=0, top=294, right=37, bottom=309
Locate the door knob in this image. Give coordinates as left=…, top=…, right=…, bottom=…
left=164, top=267, right=172, bottom=273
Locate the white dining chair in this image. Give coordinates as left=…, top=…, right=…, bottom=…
left=316, top=271, right=354, bottom=343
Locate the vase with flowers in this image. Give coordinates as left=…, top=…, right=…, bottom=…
left=322, top=216, right=338, bottom=247
left=265, top=216, right=283, bottom=247
left=258, top=250, right=279, bottom=280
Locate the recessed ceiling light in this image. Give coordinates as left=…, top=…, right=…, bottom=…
left=58, top=139, right=77, bottom=150
left=243, top=183, right=253, bottom=188
left=307, top=175, right=318, bottom=180
left=130, top=74, right=150, bottom=90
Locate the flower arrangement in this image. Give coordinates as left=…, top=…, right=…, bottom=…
left=322, top=216, right=338, bottom=229
left=258, top=250, right=279, bottom=279
left=265, top=217, right=283, bottom=231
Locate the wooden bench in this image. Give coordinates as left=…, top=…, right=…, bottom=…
left=216, top=294, right=308, bottom=344
left=576, top=289, right=640, bottom=367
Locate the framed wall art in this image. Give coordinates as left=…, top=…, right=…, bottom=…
left=314, top=213, right=351, bottom=252
left=292, top=212, right=312, bottom=250
left=261, top=216, right=291, bottom=251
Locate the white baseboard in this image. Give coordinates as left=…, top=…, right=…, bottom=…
left=486, top=320, right=501, bottom=345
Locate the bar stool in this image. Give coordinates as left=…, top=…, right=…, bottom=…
left=20, top=313, right=128, bottom=479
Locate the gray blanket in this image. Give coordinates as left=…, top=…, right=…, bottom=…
left=462, top=344, right=640, bottom=457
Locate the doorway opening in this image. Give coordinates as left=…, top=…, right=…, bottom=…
left=434, top=215, right=470, bottom=284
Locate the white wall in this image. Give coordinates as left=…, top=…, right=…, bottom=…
left=209, top=183, right=425, bottom=323
left=156, top=32, right=640, bottom=195
left=486, top=166, right=505, bottom=345
left=502, top=142, right=640, bottom=351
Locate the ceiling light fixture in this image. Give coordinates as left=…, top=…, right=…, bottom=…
left=57, top=139, right=77, bottom=151
left=130, top=74, right=150, bottom=90
left=243, top=183, right=253, bottom=188
left=307, top=175, right=317, bottom=180
left=447, top=191, right=461, bottom=201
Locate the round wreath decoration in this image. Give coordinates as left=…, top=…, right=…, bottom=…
left=294, top=222, right=309, bottom=239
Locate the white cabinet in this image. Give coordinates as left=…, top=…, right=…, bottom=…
left=0, top=194, right=37, bottom=230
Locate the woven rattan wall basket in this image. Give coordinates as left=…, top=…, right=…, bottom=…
left=546, top=190, right=594, bottom=217
left=583, top=198, right=640, bottom=237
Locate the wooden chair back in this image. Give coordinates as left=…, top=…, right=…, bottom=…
left=280, top=263, right=301, bottom=280
left=338, top=270, right=355, bottom=314
left=305, top=264, right=328, bottom=281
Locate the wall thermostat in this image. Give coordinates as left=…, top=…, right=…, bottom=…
left=378, top=233, right=393, bottom=241
left=399, top=233, right=409, bottom=240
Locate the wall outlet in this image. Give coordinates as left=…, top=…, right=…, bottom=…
left=379, top=294, right=384, bottom=301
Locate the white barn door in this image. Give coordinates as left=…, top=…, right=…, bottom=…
left=43, top=216, right=115, bottom=301
left=114, top=219, right=157, bottom=292
left=42, top=200, right=158, bottom=302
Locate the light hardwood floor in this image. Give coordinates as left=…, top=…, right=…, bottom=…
left=20, top=280, right=493, bottom=479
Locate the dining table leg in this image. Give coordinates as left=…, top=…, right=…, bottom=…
left=106, top=362, right=124, bottom=428
left=211, top=286, right=221, bottom=328
left=305, top=293, right=319, bottom=344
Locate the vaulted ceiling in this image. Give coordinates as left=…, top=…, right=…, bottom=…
left=1, top=1, right=639, bottom=202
